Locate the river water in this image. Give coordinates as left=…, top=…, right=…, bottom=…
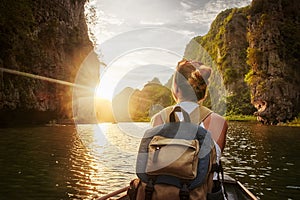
left=0, top=122, right=299, bottom=200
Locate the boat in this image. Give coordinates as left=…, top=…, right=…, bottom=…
left=97, top=174, right=258, bottom=200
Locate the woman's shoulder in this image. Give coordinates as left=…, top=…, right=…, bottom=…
left=203, top=109, right=228, bottom=151
left=150, top=106, right=174, bottom=126
left=201, top=107, right=227, bottom=127
left=158, top=106, right=174, bottom=116
left=208, top=112, right=227, bottom=124
left=210, top=112, right=226, bottom=120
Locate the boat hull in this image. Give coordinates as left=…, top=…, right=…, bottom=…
left=99, top=175, right=257, bottom=200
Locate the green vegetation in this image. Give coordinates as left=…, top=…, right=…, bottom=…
left=225, top=115, right=257, bottom=121
left=226, top=114, right=300, bottom=125
left=226, top=91, right=254, bottom=115
left=110, top=78, right=175, bottom=122
left=246, top=47, right=263, bottom=68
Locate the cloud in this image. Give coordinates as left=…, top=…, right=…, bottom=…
left=101, top=15, right=124, bottom=26
left=87, top=0, right=252, bottom=54
left=140, top=20, right=165, bottom=26
left=180, top=1, right=192, bottom=10
left=183, top=0, right=251, bottom=26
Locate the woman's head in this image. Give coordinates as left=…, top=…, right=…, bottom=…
left=172, top=59, right=211, bottom=103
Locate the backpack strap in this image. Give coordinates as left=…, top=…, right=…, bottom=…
left=159, top=105, right=213, bottom=124
left=199, top=106, right=213, bottom=122
left=145, top=179, right=155, bottom=200
left=169, top=106, right=191, bottom=123
left=187, top=105, right=213, bottom=124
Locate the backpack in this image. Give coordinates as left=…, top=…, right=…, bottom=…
left=128, top=106, right=221, bottom=200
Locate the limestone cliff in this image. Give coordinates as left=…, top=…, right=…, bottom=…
left=186, top=0, right=300, bottom=124
left=0, top=0, right=97, bottom=125
left=246, top=0, right=300, bottom=124
left=185, top=7, right=255, bottom=116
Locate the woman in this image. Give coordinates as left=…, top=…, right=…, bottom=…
left=151, top=59, right=227, bottom=157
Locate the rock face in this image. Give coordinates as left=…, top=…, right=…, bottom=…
left=0, top=0, right=96, bottom=125
left=246, top=0, right=300, bottom=124
left=186, top=0, right=300, bottom=124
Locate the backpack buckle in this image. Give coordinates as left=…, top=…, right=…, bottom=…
left=145, top=179, right=154, bottom=200
left=179, top=183, right=190, bottom=200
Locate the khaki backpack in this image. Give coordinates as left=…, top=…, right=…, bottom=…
left=128, top=106, right=220, bottom=200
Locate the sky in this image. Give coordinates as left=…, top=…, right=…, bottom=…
left=86, top=0, right=251, bottom=43
left=84, top=0, right=252, bottom=100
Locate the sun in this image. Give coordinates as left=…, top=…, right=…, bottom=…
left=95, top=72, right=116, bottom=101
left=95, top=61, right=130, bottom=101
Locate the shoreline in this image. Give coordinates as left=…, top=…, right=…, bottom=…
left=1, top=116, right=299, bottom=128
left=225, top=115, right=300, bottom=127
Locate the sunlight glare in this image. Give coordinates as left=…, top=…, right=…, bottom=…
left=95, top=48, right=180, bottom=101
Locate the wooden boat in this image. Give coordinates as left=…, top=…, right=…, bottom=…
left=97, top=175, right=257, bottom=200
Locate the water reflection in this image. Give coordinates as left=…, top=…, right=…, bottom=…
left=68, top=132, right=100, bottom=199
left=75, top=122, right=300, bottom=199
left=72, top=123, right=150, bottom=199
left=223, top=122, right=300, bottom=199
left=0, top=122, right=299, bottom=199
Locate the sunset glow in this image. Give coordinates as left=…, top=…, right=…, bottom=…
left=95, top=48, right=179, bottom=101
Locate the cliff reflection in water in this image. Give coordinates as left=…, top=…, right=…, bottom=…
left=0, top=122, right=299, bottom=200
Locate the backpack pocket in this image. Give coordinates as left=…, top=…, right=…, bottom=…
left=146, top=135, right=199, bottom=179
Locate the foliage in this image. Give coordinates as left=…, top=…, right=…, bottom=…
left=226, top=91, right=255, bottom=115
left=223, top=68, right=237, bottom=85
left=244, top=69, right=254, bottom=86
left=246, top=47, right=262, bottom=68
left=112, top=79, right=175, bottom=122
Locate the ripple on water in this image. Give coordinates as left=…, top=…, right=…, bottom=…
left=0, top=123, right=299, bottom=199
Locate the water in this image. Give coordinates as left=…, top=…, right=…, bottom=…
left=0, top=122, right=299, bottom=199
left=223, top=122, right=300, bottom=199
